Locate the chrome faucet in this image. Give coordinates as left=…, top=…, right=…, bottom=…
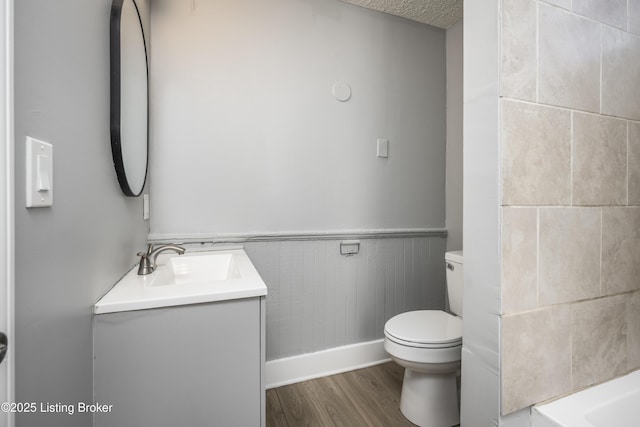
left=137, top=244, right=185, bottom=275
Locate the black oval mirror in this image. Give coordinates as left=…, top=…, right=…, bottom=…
left=110, top=0, right=148, bottom=197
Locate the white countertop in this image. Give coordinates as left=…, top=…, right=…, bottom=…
left=94, top=249, right=267, bottom=314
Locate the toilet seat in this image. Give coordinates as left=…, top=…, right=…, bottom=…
left=384, top=310, right=462, bottom=349
left=385, top=334, right=461, bottom=349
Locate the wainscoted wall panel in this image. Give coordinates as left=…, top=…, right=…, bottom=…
left=245, top=237, right=446, bottom=361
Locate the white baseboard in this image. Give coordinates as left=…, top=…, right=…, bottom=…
left=265, top=339, right=391, bottom=389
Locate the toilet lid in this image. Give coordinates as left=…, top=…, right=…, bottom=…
left=384, top=310, right=462, bottom=346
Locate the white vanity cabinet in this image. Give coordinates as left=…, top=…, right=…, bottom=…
left=94, top=296, right=266, bottom=427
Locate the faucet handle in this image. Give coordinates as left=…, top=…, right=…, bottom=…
left=137, top=244, right=185, bottom=276
left=137, top=244, right=154, bottom=258
left=135, top=244, right=155, bottom=258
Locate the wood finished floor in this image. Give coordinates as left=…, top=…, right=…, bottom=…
left=267, top=362, right=460, bottom=427
left=267, top=362, right=413, bottom=427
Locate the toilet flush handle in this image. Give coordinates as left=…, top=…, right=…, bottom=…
left=444, top=262, right=455, bottom=271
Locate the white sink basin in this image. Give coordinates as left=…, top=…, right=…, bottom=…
left=94, top=249, right=267, bottom=314
left=151, top=252, right=241, bottom=287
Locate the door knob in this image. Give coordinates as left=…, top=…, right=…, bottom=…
left=0, top=332, right=8, bottom=364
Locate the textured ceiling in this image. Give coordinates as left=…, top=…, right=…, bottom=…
left=338, top=0, right=463, bottom=29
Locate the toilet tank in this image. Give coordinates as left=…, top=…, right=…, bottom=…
left=445, top=251, right=463, bottom=317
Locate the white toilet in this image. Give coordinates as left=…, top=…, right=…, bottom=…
left=384, top=250, right=463, bottom=427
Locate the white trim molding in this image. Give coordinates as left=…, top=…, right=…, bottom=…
left=265, top=339, right=390, bottom=389
left=150, top=228, right=448, bottom=244
left=0, top=0, right=14, bottom=425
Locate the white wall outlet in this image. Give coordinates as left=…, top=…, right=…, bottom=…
left=340, top=240, right=360, bottom=256
left=377, top=138, right=389, bottom=158
left=26, top=137, right=53, bottom=208
left=143, top=193, right=150, bottom=220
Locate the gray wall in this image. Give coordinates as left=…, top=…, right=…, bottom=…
left=445, top=20, right=463, bottom=251
left=146, top=0, right=448, bottom=362
left=14, top=1, right=148, bottom=426
left=148, top=0, right=446, bottom=238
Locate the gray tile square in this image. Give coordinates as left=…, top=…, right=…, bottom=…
left=502, top=207, right=538, bottom=314
left=572, top=296, right=628, bottom=390
left=538, top=4, right=601, bottom=112
left=602, top=208, right=640, bottom=295
left=573, top=0, right=627, bottom=29
left=502, top=306, right=572, bottom=413
left=539, top=208, right=601, bottom=305
left=602, top=27, right=640, bottom=121
left=572, top=112, right=627, bottom=206
left=501, top=100, right=571, bottom=205
left=501, top=0, right=537, bottom=100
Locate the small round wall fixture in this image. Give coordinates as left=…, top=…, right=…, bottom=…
left=332, top=82, right=352, bottom=102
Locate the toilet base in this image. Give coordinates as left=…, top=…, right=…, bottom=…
left=400, top=368, right=459, bottom=427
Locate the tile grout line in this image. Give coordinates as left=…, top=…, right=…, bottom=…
left=627, top=121, right=630, bottom=206
left=599, top=208, right=603, bottom=297
left=570, top=111, right=574, bottom=206
left=599, top=23, right=603, bottom=115
left=569, top=302, right=574, bottom=392
left=536, top=207, right=540, bottom=308
left=536, top=0, right=540, bottom=103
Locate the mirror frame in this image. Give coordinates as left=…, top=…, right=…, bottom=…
left=110, top=0, right=149, bottom=197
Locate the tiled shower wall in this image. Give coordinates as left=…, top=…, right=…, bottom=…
left=245, top=237, right=446, bottom=361
left=500, top=0, right=640, bottom=414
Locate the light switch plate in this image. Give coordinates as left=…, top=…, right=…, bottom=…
left=377, top=138, right=389, bottom=158
left=143, top=194, right=150, bottom=220
left=26, top=137, right=53, bottom=208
